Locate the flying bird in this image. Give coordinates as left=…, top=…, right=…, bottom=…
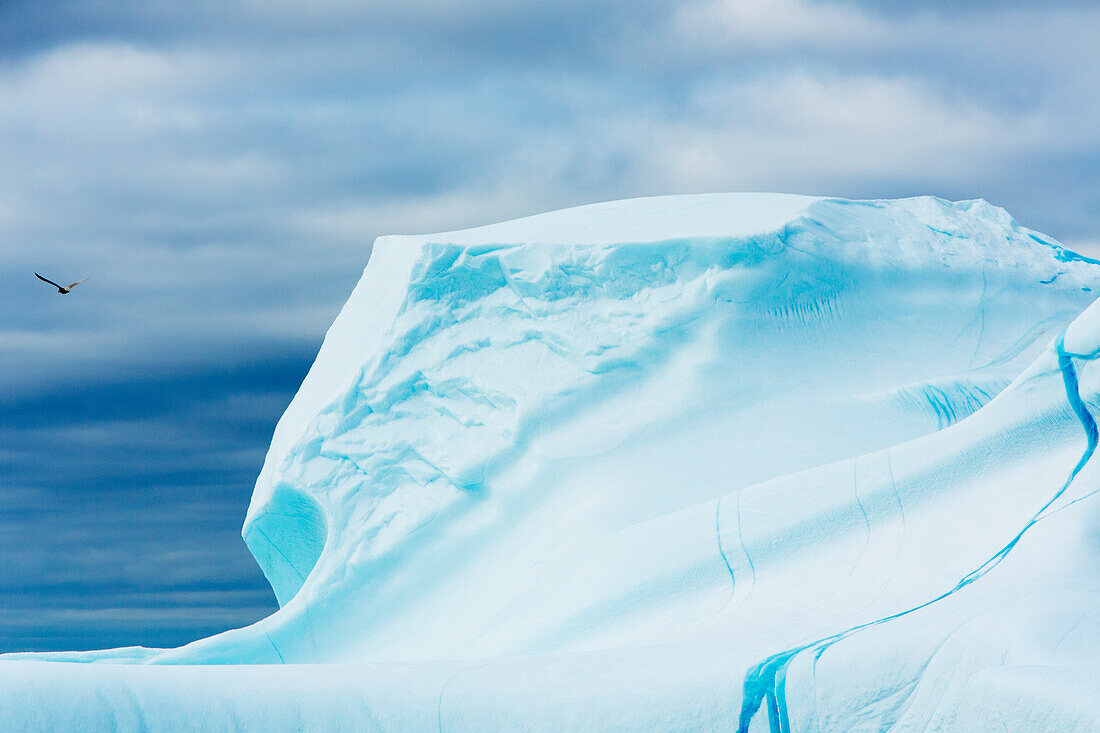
left=35, top=273, right=89, bottom=294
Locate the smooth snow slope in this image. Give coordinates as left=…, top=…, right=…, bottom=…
left=5, top=193, right=1100, bottom=731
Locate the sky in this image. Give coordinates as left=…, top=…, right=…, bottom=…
left=1, top=0, right=1099, bottom=652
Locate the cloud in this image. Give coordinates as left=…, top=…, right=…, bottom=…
left=634, top=73, right=1052, bottom=192
left=675, top=0, right=882, bottom=49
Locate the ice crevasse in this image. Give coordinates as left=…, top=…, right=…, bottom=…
left=5, top=193, right=1100, bottom=731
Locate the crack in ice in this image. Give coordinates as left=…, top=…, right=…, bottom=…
left=736, top=328, right=1100, bottom=733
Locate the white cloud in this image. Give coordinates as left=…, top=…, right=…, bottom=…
left=674, top=0, right=883, bottom=49
left=445, top=68, right=1059, bottom=210
left=0, top=43, right=225, bottom=112
left=639, top=73, right=1053, bottom=192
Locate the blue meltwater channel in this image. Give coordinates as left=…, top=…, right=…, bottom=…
left=736, top=329, right=1098, bottom=733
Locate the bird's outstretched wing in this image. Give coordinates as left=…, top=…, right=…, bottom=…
left=68, top=277, right=89, bottom=289
left=35, top=273, right=63, bottom=290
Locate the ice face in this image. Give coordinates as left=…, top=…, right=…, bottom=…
left=6, top=193, right=1100, bottom=731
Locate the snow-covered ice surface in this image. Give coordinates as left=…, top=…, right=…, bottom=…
left=6, top=193, right=1100, bottom=730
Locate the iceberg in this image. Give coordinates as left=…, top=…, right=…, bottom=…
left=5, top=193, right=1100, bottom=730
